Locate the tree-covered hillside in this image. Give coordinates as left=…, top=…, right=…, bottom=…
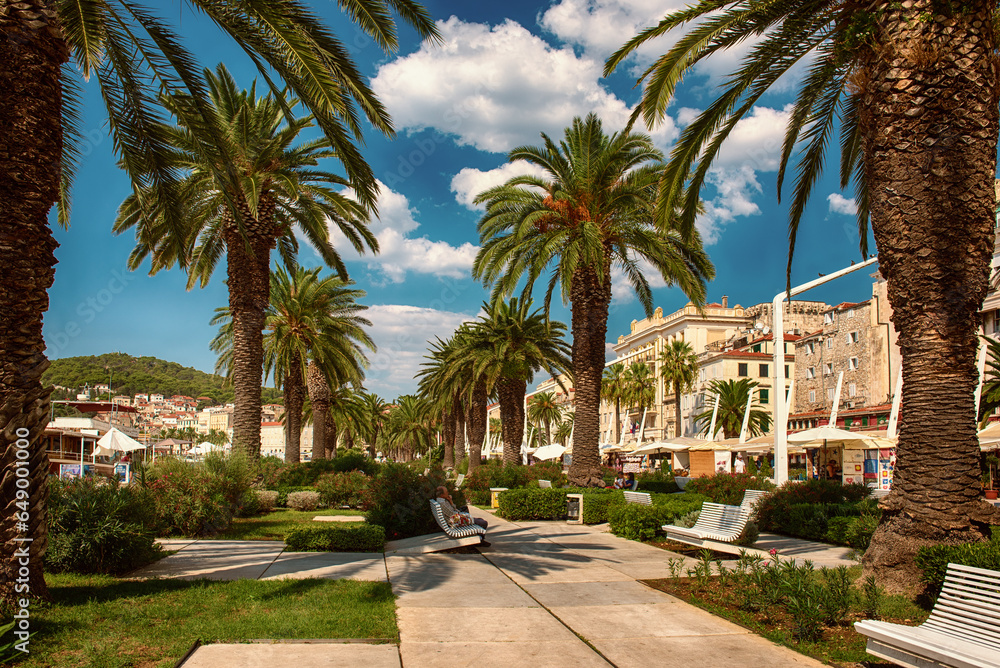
left=43, top=353, right=282, bottom=405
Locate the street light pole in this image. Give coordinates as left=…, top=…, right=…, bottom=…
left=772, top=257, right=878, bottom=484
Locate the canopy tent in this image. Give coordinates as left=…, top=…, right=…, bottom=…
left=532, top=444, right=566, bottom=461
left=978, top=422, right=1000, bottom=450
left=190, top=442, right=229, bottom=456
left=93, top=427, right=146, bottom=458
left=787, top=426, right=894, bottom=449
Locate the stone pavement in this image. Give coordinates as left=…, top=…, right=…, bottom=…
left=143, top=513, right=854, bottom=667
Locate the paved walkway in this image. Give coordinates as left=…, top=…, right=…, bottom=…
left=141, top=512, right=855, bottom=667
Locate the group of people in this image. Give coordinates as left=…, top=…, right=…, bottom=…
left=434, top=485, right=490, bottom=547
left=612, top=472, right=637, bottom=490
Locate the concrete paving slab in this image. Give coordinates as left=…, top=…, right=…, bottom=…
left=262, top=552, right=387, bottom=581
left=394, top=581, right=539, bottom=608
left=133, top=541, right=285, bottom=581
left=486, top=556, right=633, bottom=584
left=548, top=602, right=751, bottom=640
left=313, top=515, right=366, bottom=522
left=590, top=635, right=824, bottom=668
left=397, top=607, right=577, bottom=643
left=605, top=561, right=691, bottom=580
left=521, top=580, right=669, bottom=608
left=399, top=641, right=611, bottom=668
left=180, top=642, right=400, bottom=668
left=384, top=533, right=481, bottom=555
left=157, top=538, right=199, bottom=550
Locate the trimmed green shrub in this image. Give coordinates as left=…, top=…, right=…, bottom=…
left=581, top=491, right=626, bottom=524
left=330, top=450, right=380, bottom=476
left=497, top=488, right=566, bottom=521
left=684, top=472, right=776, bottom=505
left=146, top=454, right=254, bottom=535
left=465, top=490, right=491, bottom=506
left=272, top=485, right=316, bottom=507
left=254, top=490, right=279, bottom=512
left=46, top=477, right=162, bottom=574
left=608, top=504, right=673, bottom=541
left=756, top=479, right=870, bottom=532
left=736, top=520, right=759, bottom=547
left=464, top=460, right=534, bottom=493
left=285, top=524, right=385, bottom=552
left=315, top=471, right=371, bottom=509
left=287, top=491, right=321, bottom=511
left=636, top=470, right=678, bottom=494
left=916, top=534, right=1000, bottom=600
left=366, top=463, right=464, bottom=540
left=654, top=492, right=709, bottom=521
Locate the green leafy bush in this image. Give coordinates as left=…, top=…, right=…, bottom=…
left=329, top=450, right=380, bottom=476
left=274, top=459, right=340, bottom=486
left=315, top=471, right=371, bottom=509
left=285, top=524, right=385, bottom=552
left=581, top=491, right=625, bottom=524
left=736, top=520, right=759, bottom=547
left=46, top=478, right=162, bottom=574
left=287, top=491, right=321, bottom=511
left=529, top=460, right=567, bottom=487
left=755, top=479, right=869, bottom=532
left=636, top=470, right=678, bottom=494
left=915, top=534, right=1000, bottom=600
left=366, top=463, right=463, bottom=540
left=146, top=454, right=254, bottom=536
left=684, top=472, right=776, bottom=505
left=254, top=490, right=279, bottom=512
left=272, top=485, right=317, bottom=507
left=497, top=488, right=566, bottom=520
left=608, top=504, right=673, bottom=541
left=464, top=460, right=534, bottom=493
left=654, top=492, right=709, bottom=522
left=465, top=490, right=491, bottom=506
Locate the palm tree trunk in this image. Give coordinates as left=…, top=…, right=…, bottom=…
left=283, top=355, right=305, bottom=463
left=0, top=3, right=68, bottom=607
left=442, top=403, right=456, bottom=469
left=468, top=380, right=487, bottom=472
left=224, top=211, right=273, bottom=460
left=568, top=265, right=611, bottom=486
left=614, top=400, right=620, bottom=444
left=306, top=360, right=330, bottom=461
left=497, top=378, right=526, bottom=465
left=674, top=380, right=683, bottom=438
left=859, top=0, right=1000, bottom=594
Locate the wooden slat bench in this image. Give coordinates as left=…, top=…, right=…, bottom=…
left=429, top=500, right=486, bottom=540
left=623, top=491, right=652, bottom=505
left=855, top=563, right=1000, bottom=668
left=663, top=502, right=748, bottom=543
left=454, top=473, right=465, bottom=488
left=538, top=479, right=552, bottom=489
left=739, top=489, right=769, bottom=514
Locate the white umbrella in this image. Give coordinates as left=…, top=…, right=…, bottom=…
left=788, top=426, right=893, bottom=449
left=631, top=441, right=690, bottom=456
left=93, top=427, right=146, bottom=457
left=191, top=441, right=228, bottom=455
left=533, top=443, right=567, bottom=461
left=978, top=422, right=1000, bottom=450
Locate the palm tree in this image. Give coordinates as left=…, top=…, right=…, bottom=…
left=624, top=361, right=656, bottom=428
left=602, top=363, right=628, bottom=444
left=356, top=392, right=390, bottom=458
left=0, top=1, right=436, bottom=607
left=528, top=392, right=563, bottom=446
left=554, top=413, right=574, bottom=447
left=385, top=395, right=433, bottom=461
left=659, top=340, right=699, bottom=438
left=473, top=114, right=714, bottom=486
left=459, top=298, right=572, bottom=465
left=693, top=379, right=770, bottom=440
left=116, top=66, right=377, bottom=461
left=607, top=0, right=999, bottom=591
left=211, top=266, right=374, bottom=463
left=417, top=335, right=465, bottom=469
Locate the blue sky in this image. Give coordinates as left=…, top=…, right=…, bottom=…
left=43, top=0, right=878, bottom=400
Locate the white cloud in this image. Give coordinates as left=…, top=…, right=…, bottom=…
left=363, top=304, right=478, bottom=398
left=451, top=161, right=549, bottom=210
left=331, top=182, right=478, bottom=283
left=828, top=193, right=858, bottom=216
left=371, top=17, right=677, bottom=153
left=610, top=257, right=668, bottom=304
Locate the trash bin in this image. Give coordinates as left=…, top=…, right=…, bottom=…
left=490, top=487, right=508, bottom=509
left=566, top=493, right=583, bottom=524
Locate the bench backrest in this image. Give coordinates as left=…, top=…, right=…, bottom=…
left=921, top=563, right=1000, bottom=650
left=740, top=489, right=769, bottom=514
left=692, top=502, right=748, bottom=534
left=429, top=499, right=451, bottom=533
left=455, top=473, right=465, bottom=488
left=538, top=479, right=552, bottom=488
left=623, top=491, right=652, bottom=505
left=423, top=468, right=430, bottom=476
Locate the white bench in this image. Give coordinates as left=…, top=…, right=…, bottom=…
left=739, top=489, right=769, bottom=514
left=538, top=479, right=552, bottom=489
left=455, top=473, right=465, bottom=488
left=870, top=488, right=890, bottom=499
left=429, top=500, right=486, bottom=540
left=663, top=502, right=748, bottom=543
left=855, top=563, right=1000, bottom=668
left=623, top=491, right=652, bottom=505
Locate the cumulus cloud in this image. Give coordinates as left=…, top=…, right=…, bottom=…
left=451, top=160, right=549, bottom=210
left=331, top=182, right=478, bottom=283
left=363, top=304, right=478, bottom=398
left=371, top=17, right=677, bottom=153
left=827, top=193, right=858, bottom=216
left=610, top=257, right=668, bottom=304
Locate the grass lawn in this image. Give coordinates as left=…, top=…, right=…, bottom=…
left=205, top=508, right=365, bottom=541
left=5, top=574, right=396, bottom=668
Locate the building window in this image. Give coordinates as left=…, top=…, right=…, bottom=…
left=785, top=365, right=790, bottom=379
left=824, top=313, right=833, bottom=324
left=849, top=382, right=857, bottom=397
left=824, top=363, right=833, bottom=376
left=849, top=357, right=859, bottom=371
left=738, top=363, right=748, bottom=377
left=806, top=342, right=815, bottom=355
left=809, top=390, right=816, bottom=403
left=849, top=331, right=859, bottom=344
left=752, top=344, right=762, bottom=353
left=759, top=389, right=769, bottom=404
left=807, top=367, right=816, bottom=379
left=827, top=388, right=835, bottom=401
left=759, top=363, right=768, bottom=377
left=826, top=338, right=833, bottom=349
left=994, top=310, right=1000, bottom=334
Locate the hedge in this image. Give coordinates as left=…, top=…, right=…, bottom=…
left=284, top=524, right=386, bottom=552
left=608, top=504, right=674, bottom=541
left=915, top=531, right=1000, bottom=600
left=497, top=488, right=566, bottom=521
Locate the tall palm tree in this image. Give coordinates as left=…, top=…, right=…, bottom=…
left=659, top=340, right=699, bottom=438
left=386, top=395, right=432, bottom=461
left=356, top=392, right=390, bottom=458
left=417, top=335, right=465, bottom=469
left=554, top=412, right=574, bottom=447
left=693, top=379, right=770, bottom=440
left=459, top=298, right=572, bottom=465
left=211, top=266, right=374, bottom=463
left=116, top=66, right=378, bottom=460
left=602, top=362, right=628, bottom=444
left=528, top=392, right=563, bottom=446
left=474, top=114, right=714, bottom=486
left=0, top=0, right=437, bottom=608
left=607, top=0, right=999, bottom=591
left=623, top=361, right=655, bottom=439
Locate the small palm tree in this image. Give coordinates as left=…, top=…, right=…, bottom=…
left=356, top=392, right=390, bottom=458
left=386, top=395, right=433, bottom=461
left=624, top=362, right=656, bottom=432
left=694, top=379, right=770, bottom=440
left=474, top=114, right=713, bottom=485
left=554, top=413, right=574, bottom=447
left=528, top=392, right=563, bottom=446
left=417, top=335, right=466, bottom=469
left=602, top=363, right=628, bottom=444
left=659, top=340, right=699, bottom=438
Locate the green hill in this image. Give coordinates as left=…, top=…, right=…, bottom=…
left=43, top=353, right=282, bottom=405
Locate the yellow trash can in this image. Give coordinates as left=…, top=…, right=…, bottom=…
left=490, top=487, right=508, bottom=509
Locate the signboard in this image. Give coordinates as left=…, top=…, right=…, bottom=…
left=59, top=464, right=95, bottom=479
left=877, top=448, right=895, bottom=490
left=114, top=463, right=131, bottom=484
left=715, top=451, right=731, bottom=474
left=842, top=449, right=865, bottom=486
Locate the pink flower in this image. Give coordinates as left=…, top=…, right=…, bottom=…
left=769, top=548, right=778, bottom=557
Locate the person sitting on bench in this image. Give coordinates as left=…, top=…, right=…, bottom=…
left=435, top=486, right=490, bottom=546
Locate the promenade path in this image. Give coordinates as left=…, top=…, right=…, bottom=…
left=137, top=509, right=853, bottom=667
